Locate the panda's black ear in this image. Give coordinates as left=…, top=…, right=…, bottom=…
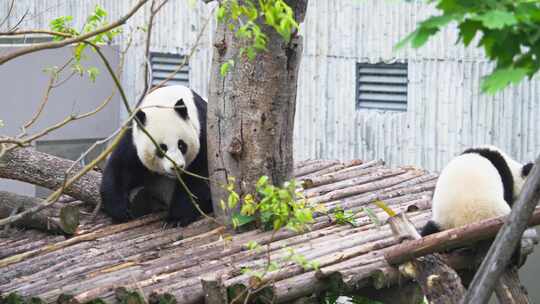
left=522, top=162, right=534, bottom=177
left=175, top=98, right=188, bottom=120
left=135, top=109, right=146, bottom=126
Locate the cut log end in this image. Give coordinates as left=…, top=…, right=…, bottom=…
left=59, top=205, right=80, bottom=235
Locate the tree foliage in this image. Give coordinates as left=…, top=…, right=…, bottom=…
left=49, top=5, right=121, bottom=81
left=398, top=0, right=540, bottom=93
left=217, top=0, right=299, bottom=75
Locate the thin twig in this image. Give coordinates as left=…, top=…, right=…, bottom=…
left=0, top=0, right=149, bottom=65
left=17, top=58, right=73, bottom=139
left=141, top=4, right=214, bottom=101
left=7, top=9, right=29, bottom=33
left=0, top=0, right=15, bottom=29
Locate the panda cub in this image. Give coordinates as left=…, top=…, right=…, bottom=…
left=100, top=85, right=212, bottom=226
left=421, top=145, right=534, bottom=236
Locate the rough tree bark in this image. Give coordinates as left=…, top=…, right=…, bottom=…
left=207, top=0, right=308, bottom=223
left=387, top=213, right=466, bottom=303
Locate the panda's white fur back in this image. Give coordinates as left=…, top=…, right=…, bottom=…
left=431, top=153, right=510, bottom=230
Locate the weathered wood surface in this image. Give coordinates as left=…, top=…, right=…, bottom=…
left=0, top=159, right=533, bottom=303
left=0, top=191, right=80, bottom=235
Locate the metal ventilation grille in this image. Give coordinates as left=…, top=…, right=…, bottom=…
left=150, top=52, right=189, bottom=87
left=357, top=62, right=408, bottom=111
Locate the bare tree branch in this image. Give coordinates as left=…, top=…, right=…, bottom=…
left=137, top=0, right=171, bottom=106
left=0, top=0, right=149, bottom=65
left=17, top=59, right=73, bottom=139
left=0, top=0, right=15, bottom=29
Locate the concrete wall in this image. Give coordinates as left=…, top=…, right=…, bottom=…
left=0, top=0, right=216, bottom=122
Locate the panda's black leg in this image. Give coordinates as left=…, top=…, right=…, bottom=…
left=420, top=220, right=441, bottom=236
left=101, top=188, right=132, bottom=222
left=100, top=174, right=133, bottom=222
left=167, top=190, right=201, bottom=227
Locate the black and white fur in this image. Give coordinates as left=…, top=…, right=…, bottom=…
left=100, top=85, right=212, bottom=226
left=421, top=145, right=533, bottom=237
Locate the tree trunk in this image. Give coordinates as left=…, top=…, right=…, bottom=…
left=207, top=0, right=308, bottom=223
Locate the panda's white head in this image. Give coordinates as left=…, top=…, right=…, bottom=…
left=132, top=86, right=201, bottom=178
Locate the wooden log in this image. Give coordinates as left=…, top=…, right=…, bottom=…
left=0, top=147, right=102, bottom=205
left=494, top=267, right=530, bottom=304
left=304, top=167, right=406, bottom=198
left=0, top=212, right=165, bottom=268
left=385, top=208, right=540, bottom=265
left=299, top=159, right=364, bottom=183
left=400, top=255, right=465, bottom=303
left=0, top=219, right=220, bottom=292
left=308, top=170, right=423, bottom=205
left=302, top=161, right=385, bottom=189
left=201, top=274, right=228, bottom=304
left=0, top=191, right=79, bottom=235
left=294, top=160, right=340, bottom=178
left=295, top=159, right=318, bottom=169
left=387, top=213, right=466, bottom=303
left=271, top=271, right=324, bottom=304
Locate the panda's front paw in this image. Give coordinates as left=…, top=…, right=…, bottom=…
left=166, top=214, right=199, bottom=228
left=102, top=203, right=133, bottom=223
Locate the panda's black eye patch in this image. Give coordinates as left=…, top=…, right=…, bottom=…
left=178, top=140, right=188, bottom=154
left=156, top=144, right=168, bottom=158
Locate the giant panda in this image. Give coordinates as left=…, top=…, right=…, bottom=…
left=100, top=85, right=212, bottom=226
left=421, top=145, right=534, bottom=237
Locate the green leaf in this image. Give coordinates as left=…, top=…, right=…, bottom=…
left=246, top=240, right=260, bottom=250
left=396, top=14, right=458, bottom=50
left=227, top=191, right=239, bottom=209
left=481, top=67, right=528, bottom=94
left=374, top=200, right=396, bottom=217
left=220, top=59, right=234, bottom=77
left=256, top=175, right=269, bottom=188
left=421, top=14, right=457, bottom=29
left=232, top=213, right=255, bottom=227
left=217, top=6, right=226, bottom=22
left=396, top=26, right=436, bottom=50
left=458, top=19, right=482, bottom=46
left=87, top=67, right=100, bottom=82
left=473, top=10, right=518, bottom=29
left=362, top=207, right=382, bottom=227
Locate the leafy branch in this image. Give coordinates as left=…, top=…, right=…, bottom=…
left=397, top=0, right=540, bottom=93
left=217, top=0, right=300, bottom=76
